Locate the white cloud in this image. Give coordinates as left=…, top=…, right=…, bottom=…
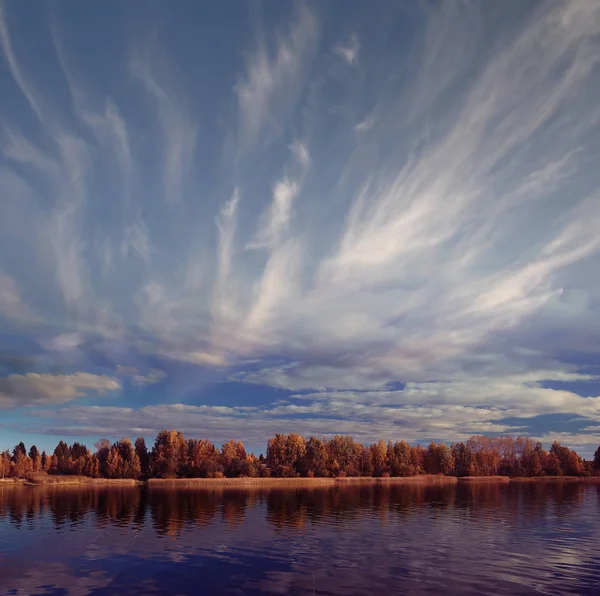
left=50, top=20, right=135, bottom=194
left=1, top=1, right=93, bottom=325
left=247, top=178, right=299, bottom=250
left=234, top=5, right=318, bottom=149
left=81, top=100, right=134, bottom=193
left=354, top=114, right=376, bottom=133
left=41, top=333, right=83, bottom=352
left=1, top=124, right=59, bottom=178
left=244, top=239, right=301, bottom=335
left=211, top=189, right=242, bottom=330
left=334, top=33, right=360, bottom=65
left=134, top=369, right=166, bottom=385
left=0, top=2, right=45, bottom=122
left=122, top=220, right=151, bottom=264
left=130, top=41, right=197, bottom=203
left=0, top=273, right=34, bottom=323
left=158, top=349, right=227, bottom=368
left=23, top=401, right=518, bottom=448
left=288, top=139, right=310, bottom=168
left=95, top=234, right=113, bottom=278
left=0, top=372, right=121, bottom=407
left=115, top=365, right=166, bottom=385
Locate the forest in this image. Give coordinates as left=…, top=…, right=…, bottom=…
left=2, top=431, right=600, bottom=481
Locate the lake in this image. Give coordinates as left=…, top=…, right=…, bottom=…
left=1, top=482, right=599, bottom=595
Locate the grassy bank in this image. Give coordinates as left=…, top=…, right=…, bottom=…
left=458, top=476, right=510, bottom=483
left=3, top=475, right=599, bottom=489
left=509, top=476, right=600, bottom=483
left=147, top=475, right=600, bottom=488
left=458, top=476, right=600, bottom=483
left=0, top=476, right=141, bottom=487
left=146, top=475, right=459, bottom=489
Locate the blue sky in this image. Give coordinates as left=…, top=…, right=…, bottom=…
left=1, top=0, right=600, bottom=457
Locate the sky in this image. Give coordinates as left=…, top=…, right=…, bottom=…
left=1, top=0, right=600, bottom=457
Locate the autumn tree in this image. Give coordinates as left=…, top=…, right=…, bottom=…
left=186, top=439, right=222, bottom=477
left=451, top=442, right=475, bottom=476
left=388, top=441, right=422, bottom=476
left=28, top=445, right=42, bottom=472
left=544, top=450, right=562, bottom=476
left=11, top=442, right=32, bottom=477
left=95, top=439, right=112, bottom=477
left=518, top=441, right=545, bottom=477
left=266, top=433, right=306, bottom=477
left=424, top=442, right=454, bottom=475
left=327, top=436, right=362, bottom=477
left=104, top=445, right=122, bottom=479
left=221, top=440, right=247, bottom=478
left=467, top=436, right=501, bottom=476
left=135, top=437, right=150, bottom=477
left=301, top=437, right=329, bottom=477
left=1, top=450, right=11, bottom=479
left=151, top=430, right=188, bottom=478
left=370, top=440, right=390, bottom=477
left=550, top=441, right=584, bottom=476
left=3, top=431, right=590, bottom=481
left=359, top=444, right=374, bottom=477
left=114, top=438, right=142, bottom=479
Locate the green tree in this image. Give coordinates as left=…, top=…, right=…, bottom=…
left=28, top=445, right=42, bottom=472
left=13, top=442, right=27, bottom=459
left=94, top=438, right=112, bottom=477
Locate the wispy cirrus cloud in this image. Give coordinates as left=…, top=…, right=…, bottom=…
left=0, top=273, right=36, bottom=324
left=0, top=1, right=45, bottom=122
left=333, top=33, right=359, bottom=65
left=130, top=40, right=197, bottom=204
left=234, top=4, right=318, bottom=151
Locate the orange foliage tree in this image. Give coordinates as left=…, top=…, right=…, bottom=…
left=2, top=431, right=595, bottom=480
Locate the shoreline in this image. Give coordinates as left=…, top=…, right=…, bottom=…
left=0, top=477, right=141, bottom=487
left=146, top=475, right=458, bottom=488
left=2, top=474, right=600, bottom=488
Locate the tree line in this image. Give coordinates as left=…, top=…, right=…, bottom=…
left=2, top=431, right=600, bottom=481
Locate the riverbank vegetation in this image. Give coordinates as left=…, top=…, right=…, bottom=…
left=2, top=431, right=599, bottom=482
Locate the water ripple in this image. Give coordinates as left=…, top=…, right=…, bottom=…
left=1, top=483, right=600, bottom=595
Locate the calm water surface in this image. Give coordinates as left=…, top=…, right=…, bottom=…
left=1, top=482, right=599, bottom=595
